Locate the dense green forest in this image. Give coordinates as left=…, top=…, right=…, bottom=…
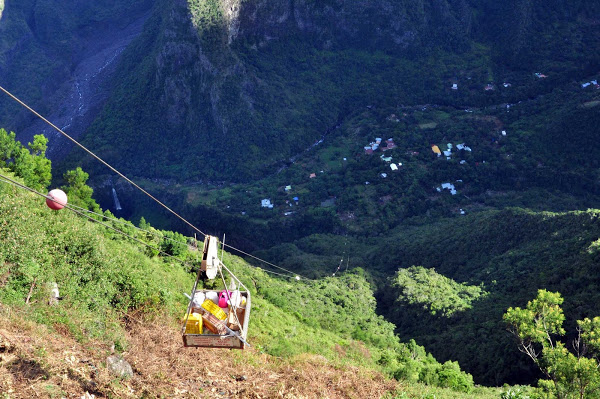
left=255, top=208, right=600, bottom=386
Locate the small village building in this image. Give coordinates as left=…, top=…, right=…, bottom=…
left=261, top=199, right=274, bottom=209
left=503, top=83, right=512, bottom=88
left=285, top=185, right=292, bottom=191
left=443, top=150, right=452, bottom=157
left=432, top=145, right=442, bottom=156
left=390, top=163, right=398, bottom=171
left=381, top=173, right=387, bottom=178
left=440, top=182, right=457, bottom=195
left=380, top=155, right=393, bottom=162
left=582, top=80, right=598, bottom=88
left=501, top=130, right=507, bottom=136
left=309, top=173, right=317, bottom=178
left=460, top=160, right=467, bottom=165
left=383, top=138, right=396, bottom=151
left=485, top=84, right=494, bottom=91
left=452, top=83, right=458, bottom=90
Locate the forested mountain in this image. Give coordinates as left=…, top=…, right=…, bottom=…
left=1, top=0, right=599, bottom=181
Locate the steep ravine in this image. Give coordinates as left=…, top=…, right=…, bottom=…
left=16, top=10, right=152, bottom=161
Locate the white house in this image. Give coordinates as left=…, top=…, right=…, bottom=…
left=261, top=199, right=274, bottom=208
left=452, top=83, right=458, bottom=90
left=390, top=163, right=398, bottom=171
left=440, top=183, right=457, bottom=195
left=501, top=130, right=507, bottom=136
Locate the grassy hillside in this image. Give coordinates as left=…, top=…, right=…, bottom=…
left=0, top=169, right=505, bottom=397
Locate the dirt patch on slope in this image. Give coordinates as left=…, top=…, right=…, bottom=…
left=0, top=312, right=398, bottom=398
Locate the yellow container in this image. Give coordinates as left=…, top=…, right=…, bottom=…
left=185, top=312, right=203, bottom=334
left=201, top=299, right=227, bottom=320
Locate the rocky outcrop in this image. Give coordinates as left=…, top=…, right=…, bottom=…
left=106, top=355, right=133, bottom=379
left=233, top=0, right=472, bottom=52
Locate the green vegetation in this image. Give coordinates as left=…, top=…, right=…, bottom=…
left=0, top=186, right=473, bottom=391
left=0, top=137, right=490, bottom=395
left=390, top=266, right=486, bottom=317
left=0, top=129, right=51, bottom=191
left=0, top=169, right=193, bottom=347
left=505, top=290, right=600, bottom=398
left=61, top=167, right=100, bottom=212
left=2, top=0, right=600, bottom=393
left=258, top=208, right=600, bottom=385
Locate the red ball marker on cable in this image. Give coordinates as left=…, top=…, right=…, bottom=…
left=46, top=189, right=68, bottom=210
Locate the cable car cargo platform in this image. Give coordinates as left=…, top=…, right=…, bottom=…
left=182, top=290, right=251, bottom=350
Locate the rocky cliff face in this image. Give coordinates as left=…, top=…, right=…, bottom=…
left=234, top=0, right=472, bottom=51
